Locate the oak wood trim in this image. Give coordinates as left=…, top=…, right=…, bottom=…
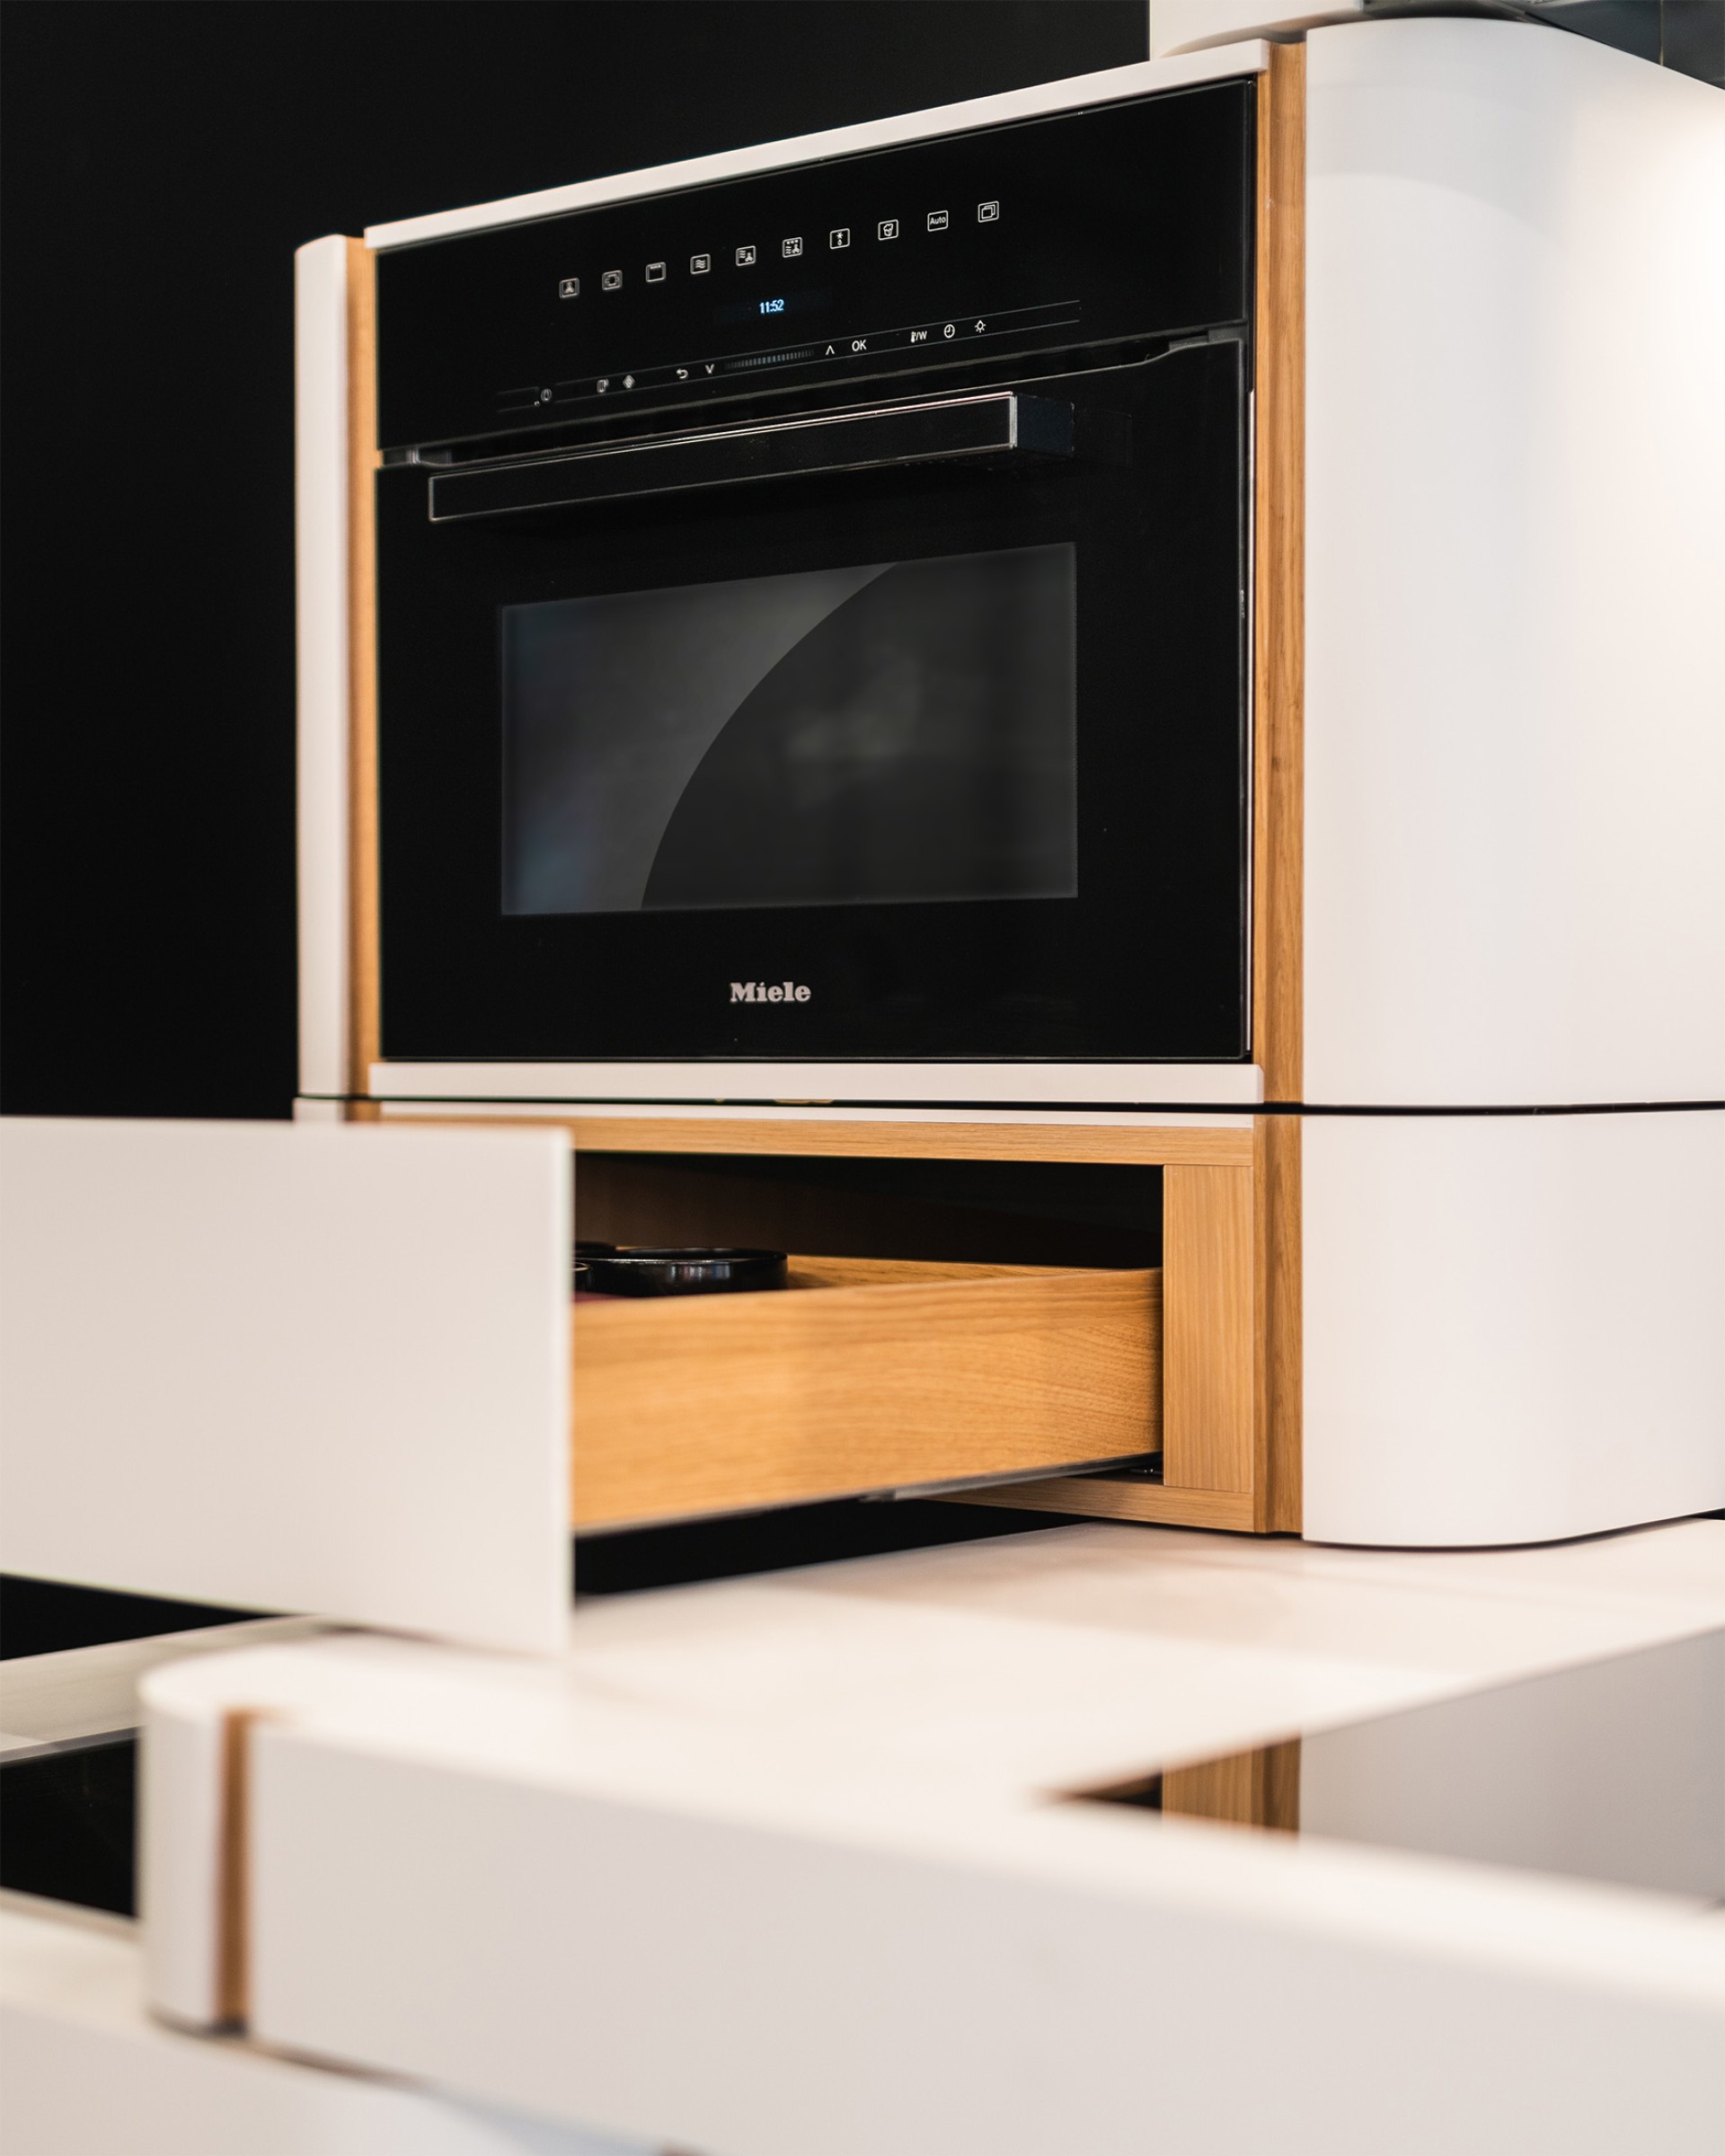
left=573, top=1256, right=1160, bottom=1529
left=345, top=237, right=381, bottom=1118
left=1163, top=1164, right=1254, bottom=1493
left=394, top=1111, right=1253, bottom=1168
left=775, top=1255, right=1094, bottom=1287
left=1253, top=1111, right=1303, bottom=1531
left=952, top=1477, right=1255, bottom=1533
left=1163, top=1737, right=1301, bottom=1831
left=215, top=1708, right=261, bottom=2028
left=1252, top=41, right=1305, bottom=1105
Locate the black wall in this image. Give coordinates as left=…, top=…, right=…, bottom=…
left=0, top=1, right=1146, bottom=1120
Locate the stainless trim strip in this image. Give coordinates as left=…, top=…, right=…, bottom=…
left=427, top=391, right=1071, bottom=522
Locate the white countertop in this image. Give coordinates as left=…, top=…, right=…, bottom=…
left=131, top=1515, right=1725, bottom=2155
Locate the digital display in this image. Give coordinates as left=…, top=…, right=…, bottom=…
left=711, top=286, right=831, bottom=329
left=500, top=543, right=1078, bottom=918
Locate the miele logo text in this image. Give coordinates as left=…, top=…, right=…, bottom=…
left=731, top=982, right=811, bottom=1003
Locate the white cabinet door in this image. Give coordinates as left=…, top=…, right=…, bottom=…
left=0, top=1118, right=571, bottom=1654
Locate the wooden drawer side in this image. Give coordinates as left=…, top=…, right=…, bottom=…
left=572, top=1259, right=1161, bottom=1531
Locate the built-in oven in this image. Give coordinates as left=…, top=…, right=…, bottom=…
left=373, top=80, right=1254, bottom=1073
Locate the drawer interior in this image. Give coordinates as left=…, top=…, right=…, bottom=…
left=562, top=1137, right=1291, bottom=1541
left=574, top=1152, right=1163, bottom=1272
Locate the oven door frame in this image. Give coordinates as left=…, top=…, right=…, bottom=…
left=374, top=340, right=1252, bottom=1071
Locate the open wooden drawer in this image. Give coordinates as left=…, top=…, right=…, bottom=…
left=2, top=1111, right=1294, bottom=1663
left=573, top=1256, right=1161, bottom=1531
left=557, top=1111, right=1299, bottom=1541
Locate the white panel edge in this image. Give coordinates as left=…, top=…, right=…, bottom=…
left=1153, top=2, right=1367, bottom=58
left=379, top=1100, right=1254, bottom=1132
left=139, top=1687, right=226, bottom=2028
left=0, top=1616, right=331, bottom=1757
left=365, top=48, right=1269, bottom=251
left=295, top=237, right=351, bottom=1100
left=363, top=1062, right=1266, bottom=1107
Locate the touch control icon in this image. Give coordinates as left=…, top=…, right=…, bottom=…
left=829, top=226, right=850, bottom=250
left=927, top=209, right=949, bottom=231
left=601, top=270, right=623, bottom=292
left=878, top=218, right=898, bottom=241
left=736, top=243, right=757, bottom=267
left=645, top=261, right=666, bottom=283
left=690, top=252, right=711, bottom=274
left=782, top=235, right=803, bottom=258
left=558, top=276, right=579, bottom=299
left=978, top=200, right=1000, bottom=223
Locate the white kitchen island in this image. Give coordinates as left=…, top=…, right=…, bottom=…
left=41, top=1513, right=1706, bottom=2156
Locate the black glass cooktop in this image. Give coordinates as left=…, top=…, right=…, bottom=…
left=0, top=1735, right=137, bottom=1915
left=1082, top=1628, right=1725, bottom=1906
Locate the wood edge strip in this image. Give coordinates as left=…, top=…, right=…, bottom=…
left=1252, top=41, right=1305, bottom=1104
left=1246, top=44, right=1305, bottom=1534
left=574, top=1256, right=1161, bottom=1306
left=215, top=1708, right=263, bottom=2028
left=390, top=1111, right=1254, bottom=1168
left=345, top=236, right=381, bottom=1118
left=1253, top=1112, right=1303, bottom=1532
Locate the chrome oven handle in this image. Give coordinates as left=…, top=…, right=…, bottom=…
left=425, top=392, right=1073, bottom=523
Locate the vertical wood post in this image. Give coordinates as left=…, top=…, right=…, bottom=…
left=1163, top=1165, right=1255, bottom=1493
left=1249, top=40, right=1307, bottom=1529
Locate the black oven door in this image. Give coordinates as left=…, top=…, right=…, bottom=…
left=376, top=338, right=1247, bottom=1065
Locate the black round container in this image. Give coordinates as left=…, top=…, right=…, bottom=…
left=579, top=1247, right=787, bottom=1297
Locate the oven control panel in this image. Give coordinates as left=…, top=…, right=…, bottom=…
left=376, top=80, right=1252, bottom=452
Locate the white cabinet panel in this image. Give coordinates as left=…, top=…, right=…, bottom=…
left=0, top=1118, right=571, bottom=1653
left=1303, top=1107, right=1725, bottom=1544
left=1303, top=21, right=1725, bottom=1105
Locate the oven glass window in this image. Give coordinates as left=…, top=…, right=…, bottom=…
left=500, top=542, right=1077, bottom=917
